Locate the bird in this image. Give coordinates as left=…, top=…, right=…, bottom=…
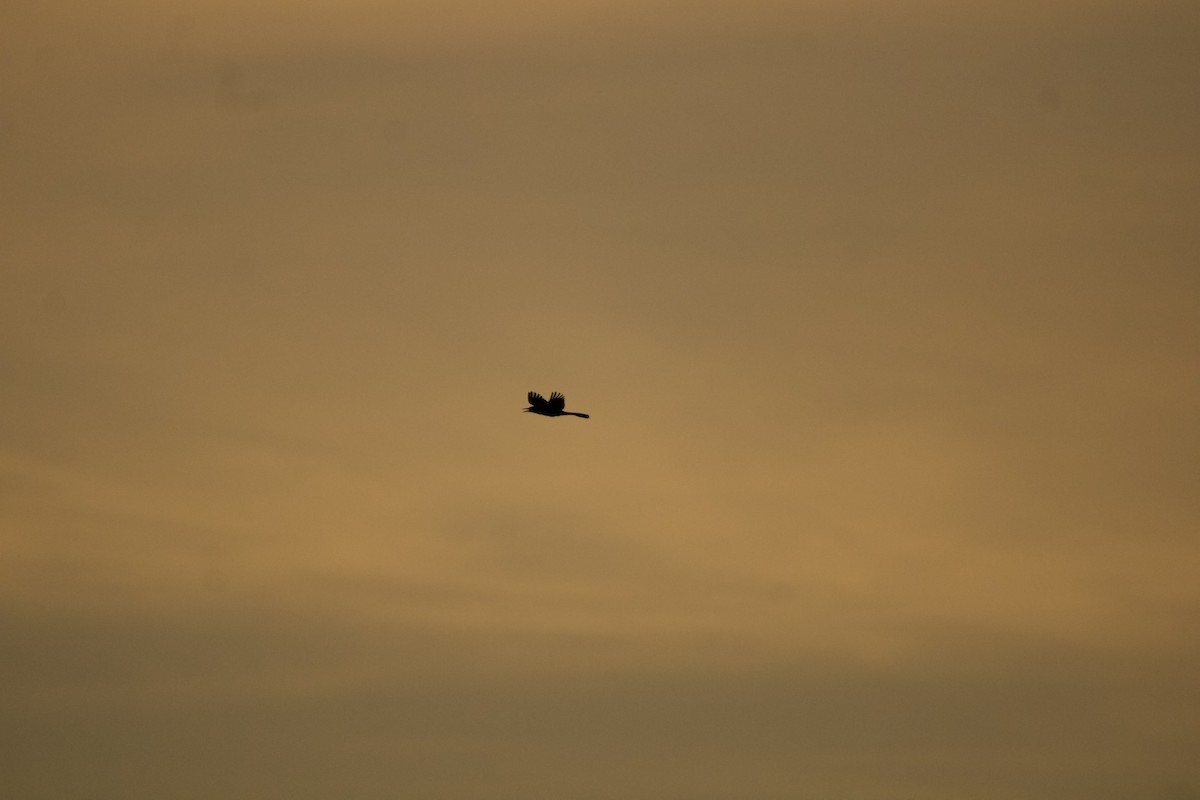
left=524, top=391, right=590, bottom=419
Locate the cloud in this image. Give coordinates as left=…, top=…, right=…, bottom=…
left=2, top=0, right=1198, bottom=796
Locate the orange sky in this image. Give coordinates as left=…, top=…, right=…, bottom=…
left=3, top=1, right=1198, bottom=797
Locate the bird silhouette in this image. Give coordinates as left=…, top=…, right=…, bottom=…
left=525, top=391, right=590, bottom=419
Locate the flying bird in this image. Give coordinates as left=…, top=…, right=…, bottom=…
left=524, top=391, right=590, bottom=419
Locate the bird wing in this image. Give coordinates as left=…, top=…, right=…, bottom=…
left=548, top=392, right=566, bottom=412
left=528, top=391, right=548, bottom=408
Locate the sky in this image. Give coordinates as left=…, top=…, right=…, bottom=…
left=2, top=1, right=1198, bottom=798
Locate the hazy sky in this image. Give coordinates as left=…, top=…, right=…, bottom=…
left=2, top=1, right=1198, bottom=798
